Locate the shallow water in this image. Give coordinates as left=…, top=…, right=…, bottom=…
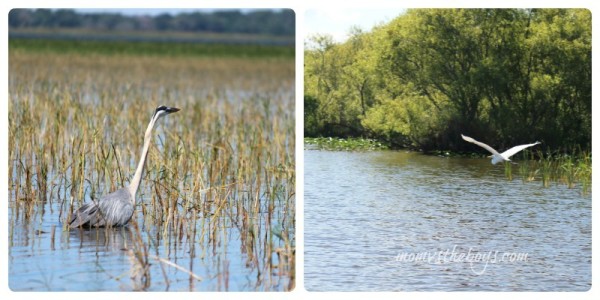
left=304, top=150, right=591, bottom=291
left=8, top=192, right=291, bottom=291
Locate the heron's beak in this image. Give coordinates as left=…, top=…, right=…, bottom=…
left=166, top=107, right=180, bottom=113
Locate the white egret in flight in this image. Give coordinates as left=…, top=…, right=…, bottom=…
left=461, top=134, right=540, bottom=165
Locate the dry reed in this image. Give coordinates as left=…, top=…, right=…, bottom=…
left=8, top=49, right=295, bottom=291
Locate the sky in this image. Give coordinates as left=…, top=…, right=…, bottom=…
left=304, top=8, right=406, bottom=43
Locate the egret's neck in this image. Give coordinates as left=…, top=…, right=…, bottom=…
left=128, top=117, right=158, bottom=201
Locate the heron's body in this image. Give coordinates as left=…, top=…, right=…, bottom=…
left=69, top=105, right=179, bottom=228
left=461, top=134, right=540, bottom=165
left=69, top=188, right=134, bottom=227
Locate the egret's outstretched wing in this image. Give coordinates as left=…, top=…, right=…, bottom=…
left=500, top=142, right=540, bottom=159
left=461, top=134, right=500, bottom=155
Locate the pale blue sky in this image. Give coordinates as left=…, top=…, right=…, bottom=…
left=305, top=8, right=406, bottom=42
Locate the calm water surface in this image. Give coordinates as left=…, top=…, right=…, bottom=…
left=304, top=150, right=591, bottom=291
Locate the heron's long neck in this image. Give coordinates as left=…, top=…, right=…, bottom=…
left=128, top=117, right=158, bottom=200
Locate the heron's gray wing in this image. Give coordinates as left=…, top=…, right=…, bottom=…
left=461, top=134, right=500, bottom=155
left=500, top=142, right=540, bottom=159
left=95, top=188, right=134, bottom=226
left=69, top=188, right=134, bottom=228
left=68, top=201, right=99, bottom=227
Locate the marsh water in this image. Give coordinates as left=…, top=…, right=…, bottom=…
left=8, top=192, right=290, bottom=292
left=304, top=150, right=591, bottom=291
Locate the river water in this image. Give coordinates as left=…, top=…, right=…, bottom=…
left=304, top=150, right=591, bottom=291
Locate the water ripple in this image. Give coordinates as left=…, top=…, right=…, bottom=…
left=305, top=150, right=591, bottom=291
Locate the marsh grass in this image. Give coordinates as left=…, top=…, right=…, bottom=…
left=128, top=220, right=151, bottom=291
left=10, top=38, right=294, bottom=58
left=504, top=161, right=513, bottom=181
left=505, top=150, right=591, bottom=194
left=9, top=48, right=295, bottom=291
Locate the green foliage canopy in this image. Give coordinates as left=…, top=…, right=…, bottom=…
left=304, top=9, right=591, bottom=152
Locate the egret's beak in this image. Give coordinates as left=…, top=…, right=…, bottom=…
left=166, top=107, right=180, bottom=113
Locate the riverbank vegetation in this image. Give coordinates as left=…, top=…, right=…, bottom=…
left=305, top=9, right=590, bottom=153
left=511, top=150, right=591, bottom=194
left=305, top=137, right=389, bottom=151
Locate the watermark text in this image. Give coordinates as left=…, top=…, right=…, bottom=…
left=395, top=245, right=529, bottom=275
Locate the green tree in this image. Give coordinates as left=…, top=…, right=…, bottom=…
left=305, top=9, right=591, bottom=152
left=376, top=8, right=590, bottom=150
left=304, top=31, right=379, bottom=137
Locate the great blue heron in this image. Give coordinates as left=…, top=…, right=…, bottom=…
left=461, top=134, right=540, bottom=165
left=69, top=105, right=180, bottom=228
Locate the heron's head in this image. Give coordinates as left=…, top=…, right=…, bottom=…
left=153, top=105, right=180, bottom=120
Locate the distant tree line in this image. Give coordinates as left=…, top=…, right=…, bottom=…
left=9, top=9, right=295, bottom=36
left=305, top=9, right=591, bottom=152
